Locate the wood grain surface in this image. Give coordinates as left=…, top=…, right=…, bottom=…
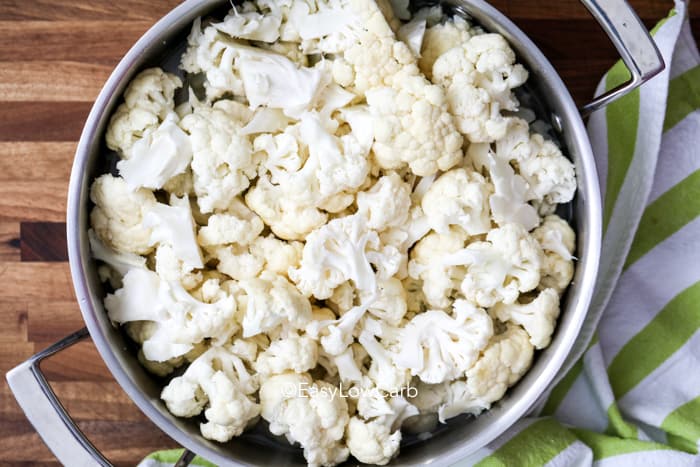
left=0, top=1, right=698, bottom=465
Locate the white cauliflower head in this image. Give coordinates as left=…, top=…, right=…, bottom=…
left=161, top=346, right=260, bottom=442
left=407, top=227, right=468, bottom=309
left=89, top=174, right=156, bottom=255
left=492, top=288, right=560, bottom=349
left=519, top=134, right=577, bottom=206
left=451, top=223, right=543, bottom=307
left=180, top=99, right=256, bottom=214
left=255, top=333, right=319, bottom=376
left=356, top=172, right=412, bottom=232
left=394, top=300, right=493, bottom=384
left=532, top=215, right=576, bottom=293
left=419, top=15, right=473, bottom=78
left=197, top=198, right=264, bottom=247
left=260, top=373, right=350, bottom=466
left=237, top=271, right=313, bottom=338
left=105, top=68, right=182, bottom=155
left=421, top=168, right=493, bottom=236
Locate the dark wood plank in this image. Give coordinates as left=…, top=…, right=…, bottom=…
left=0, top=223, right=21, bottom=262
left=20, top=222, right=68, bottom=262
left=0, top=102, right=91, bottom=142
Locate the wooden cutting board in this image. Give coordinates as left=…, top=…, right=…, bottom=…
left=1, top=1, right=698, bottom=465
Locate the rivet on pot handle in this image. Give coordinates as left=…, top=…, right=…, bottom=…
left=579, top=0, right=665, bottom=115
left=5, top=328, right=195, bottom=467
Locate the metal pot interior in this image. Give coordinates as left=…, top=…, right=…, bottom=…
left=67, top=0, right=601, bottom=465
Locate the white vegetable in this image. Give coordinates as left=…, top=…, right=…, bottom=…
left=397, top=18, right=427, bottom=56
left=394, top=300, right=493, bottom=384
left=161, top=345, right=260, bottom=442
left=492, top=288, right=560, bottom=349
left=533, top=215, right=576, bottom=293
left=260, top=373, right=350, bottom=466
left=105, top=268, right=236, bottom=361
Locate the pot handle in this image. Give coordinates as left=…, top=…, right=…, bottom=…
left=5, top=328, right=194, bottom=467
left=579, top=0, right=665, bottom=114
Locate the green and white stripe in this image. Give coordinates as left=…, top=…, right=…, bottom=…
left=456, top=1, right=700, bottom=465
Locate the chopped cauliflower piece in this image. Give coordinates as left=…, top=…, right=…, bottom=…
left=519, top=134, right=576, bottom=206
left=180, top=99, right=256, bottom=213
left=492, top=288, right=560, bottom=349
left=161, top=346, right=260, bottom=442
left=421, top=168, right=493, bottom=236
left=260, top=373, right=350, bottom=466
left=255, top=333, right=319, bottom=376
left=394, top=300, right=493, bottom=384
left=346, top=395, right=418, bottom=465
left=106, top=68, right=182, bottom=155
left=197, top=199, right=264, bottom=247
left=90, top=174, right=156, bottom=255
left=533, top=215, right=576, bottom=293
left=105, top=268, right=236, bottom=362
left=419, top=15, right=473, bottom=78
left=356, top=172, right=412, bottom=231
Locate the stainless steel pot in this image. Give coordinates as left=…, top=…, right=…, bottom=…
left=6, top=0, right=663, bottom=465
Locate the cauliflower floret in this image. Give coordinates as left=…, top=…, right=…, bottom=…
left=250, top=234, right=304, bottom=277
left=197, top=198, right=264, bottom=247
left=290, top=214, right=398, bottom=300
left=356, top=172, right=411, bottom=231
left=260, top=373, right=350, bottom=467
left=397, top=17, right=427, bottom=57
left=433, top=34, right=528, bottom=143
left=532, top=215, right=576, bottom=293
left=421, top=168, right=493, bottom=236
left=446, top=324, right=534, bottom=419
left=154, top=244, right=204, bottom=290
left=105, top=68, right=182, bottom=155
left=419, top=15, right=473, bottom=78
left=255, top=333, right=319, bottom=376
left=492, top=288, right=560, bottom=349
left=89, top=174, right=157, bottom=255
left=358, top=319, right=412, bottom=392
left=88, top=228, right=146, bottom=286
left=105, top=268, right=236, bottom=362
left=238, top=271, right=313, bottom=337
left=362, top=277, right=408, bottom=326
left=450, top=223, right=543, bottom=307
left=366, top=74, right=463, bottom=176
left=213, top=244, right=265, bottom=280
left=346, top=395, right=418, bottom=465
left=519, top=134, right=577, bottom=206
left=394, top=300, right=493, bottom=384
left=407, top=227, right=468, bottom=309
left=144, top=195, right=204, bottom=272
left=161, top=346, right=260, bottom=442
left=180, top=99, right=256, bottom=213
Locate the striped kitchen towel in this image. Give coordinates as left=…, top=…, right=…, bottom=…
left=141, top=2, right=700, bottom=466
left=457, top=1, right=700, bottom=465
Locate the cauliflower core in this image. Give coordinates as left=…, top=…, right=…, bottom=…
left=91, top=1, right=578, bottom=466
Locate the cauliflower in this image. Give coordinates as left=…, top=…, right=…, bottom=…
left=366, top=74, right=463, bottom=176
left=432, top=34, right=528, bottom=143
left=255, top=333, right=319, bottom=376
left=105, top=68, right=182, bottom=155
left=491, top=288, right=560, bottom=349
left=260, top=373, right=350, bottom=466
left=290, top=214, right=397, bottom=300
left=533, top=215, right=576, bottom=293
left=448, top=324, right=534, bottom=419
left=448, top=223, right=543, bottom=307
left=358, top=319, right=411, bottom=392
left=407, top=227, right=468, bottom=309
left=89, top=174, right=156, bottom=255
left=90, top=2, right=581, bottom=462
left=197, top=198, right=264, bottom=247
left=180, top=99, right=256, bottom=213
left=105, top=268, right=236, bottom=362
left=143, top=195, right=204, bottom=272
left=237, top=271, right=313, bottom=337
left=470, top=144, right=540, bottom=230
left=356, top=172, right=411, bottom=231
left=161, top=346, right=260, bottom=442
left=394, top=300, right=493, bottom=384
left=418, top=15, right=474, bottom=78
left=519, top=134, right=577, bottom=206
left=421, top=168, right=493, bottom=236
left=346, top=395, right=418, bottom=465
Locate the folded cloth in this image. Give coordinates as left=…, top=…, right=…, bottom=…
left=140, top=3, right=700, bottom=466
